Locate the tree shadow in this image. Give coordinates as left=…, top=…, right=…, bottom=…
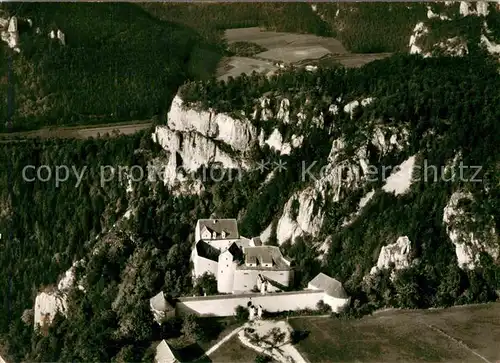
left=176, top=342, right=212, bottom=363
left=290, top=330, right=310, bottom=344
left=196, top=317, right=226, bottom=341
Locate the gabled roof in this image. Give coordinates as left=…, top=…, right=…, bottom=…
left=308, top=273, right=348, bottom=299
left=155, top=340, right=178, bottom=363
left=198, top=219, right=239, bottom=239
left=195, top=240, right=219, bottom=262
left=150, top=291, right=174, bottom=312
left=244, top=246, right=283, bottom=266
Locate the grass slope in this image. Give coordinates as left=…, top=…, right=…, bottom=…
left=289, top=303, right=500, bottom=362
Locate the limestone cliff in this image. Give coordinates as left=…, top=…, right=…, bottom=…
left=370, top=236, right=412, bottom=275
left=275, top=122, right=409, bottom=245
left=443, top=191, right=499, bottom=269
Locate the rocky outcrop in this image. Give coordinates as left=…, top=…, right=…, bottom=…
left=408, top=23, right=467, bottom=58
left=154, top=127, right=245, bottom=171
left=34, top=290, right=67, bottom=332
left=264, top=129, right=284, bottom=154
left=343, top=98, right=374, bottom=119
left=276, top=188, right=324, bottom=245
left=49, top=29, right=66, bottom=45
left=435, top=37, right=468, bottom=57
left=409, top=22, right=430, bottom=56
left=427, top=6, right=450, bottom=20
left=1, top=16, right=20, bottom=52
left=410, top=2, right=499, bottom=59
left=168, top=95, right=257, bottom=151
left=34, top=261, right=84, bottom=332
left=460, top=1, right=489, bottom=17
left=370, top=236, right=412, bottom=275
left=275, top=125, right=409, bottom=244
left=443, top=191, right=499, bottom=269
left=152, top=126, right=246, bottom=193
left=382, top=155, right=416, bottom=196
left=153, top=94, right=259, bottom=193
left=276, top=98, right=290, bottom=124
left=481, top=34, right=500, bottom=56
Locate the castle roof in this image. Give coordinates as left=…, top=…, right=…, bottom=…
left=196, top=240, right=219, bottom=262
left=198, top=219, right=239, bottom=239
left=155, top=340, right=178, bottom=363
left=242, top=246, right=288, bottom=269
left=308, top=273, right=348, bottom=299
left=150, top=291, right=174, bottom=312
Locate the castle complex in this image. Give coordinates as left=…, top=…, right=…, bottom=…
left=191, top=219, right=294, bottom=294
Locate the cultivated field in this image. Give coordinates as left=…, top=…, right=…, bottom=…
left=218, top=27, right=392, bottom=80
left=288, top=303, right=500, bottom=363
left=224, top=27, right=347, bottom=54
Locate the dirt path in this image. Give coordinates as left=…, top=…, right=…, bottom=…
left=421, top=322, right=492, bottom=363
left=204, top=326, right=245, bottom=357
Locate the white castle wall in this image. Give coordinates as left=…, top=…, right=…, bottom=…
left=217, top=251, right=237, bottom=293
left=192, top=255, right=218, bottom=278
left=232, top=269, right=293, bottom=293
left=176, top=290, right=326, bottom=317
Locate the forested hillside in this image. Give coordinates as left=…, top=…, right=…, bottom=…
left=2, top=50, right=499, bottom=361
left=1, top=2, right=499, bottom=362
left=0, top=3, right=222, bottom=132
left=141, top=2, right=428, bottom=53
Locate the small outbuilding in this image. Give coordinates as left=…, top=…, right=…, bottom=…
left=307, top=273, right=350, bottom=313
left=150, top=291, right=175, bottom=324
left=155, top=340, right=179, bottom=363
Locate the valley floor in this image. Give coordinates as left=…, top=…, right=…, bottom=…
left=0, top=120, right=152, bottom=141
left=288, top=303, right=500, bottom=363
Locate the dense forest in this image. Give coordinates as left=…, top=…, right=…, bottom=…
left=0, top=3, right=222, bottom=132
left=1, top=2, right=500, bottom=362
left=141, top=2, right=429, bottom=53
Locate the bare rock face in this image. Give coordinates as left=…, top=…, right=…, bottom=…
left=56, top=29, right=65, bottom=45
left=167, top=95, right=257, bottom=151
left=276, top=98, right=290, bottom=124
left=33, top=261, right=84, bottom=332
left=152, top=126, right=249, bottom=194
left=275, top=124, right=409, bottom=245
left=343, top=97, right=374, bottom=119
left=1, top=16, right=20, bottom=52
left=34, top=290, right=67, bottom=332
left=276, top=188, right=324, bottom=245
left=443, top=191, right=499, bottom=269
left=153, top=94, right=261, bottom=194
left=409, top=22, right=430, bottom=56
left=370, top=236, right=412, bottom=275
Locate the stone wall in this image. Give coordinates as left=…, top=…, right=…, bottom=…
left=176, top=290, right=325, bottom=317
